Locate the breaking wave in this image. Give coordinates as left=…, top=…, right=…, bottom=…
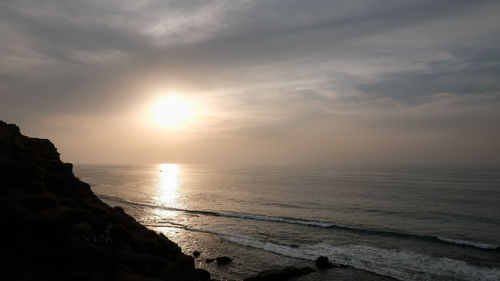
left=98, top=194, right=499, bottom=251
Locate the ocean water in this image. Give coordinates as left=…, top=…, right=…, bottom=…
left=74, top=164, right=500, bottom=281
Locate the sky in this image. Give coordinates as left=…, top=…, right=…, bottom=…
left=1, top=0, right=499, bottom=166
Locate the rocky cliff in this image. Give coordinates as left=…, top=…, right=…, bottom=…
left=0, top=120, right=210, bottom=281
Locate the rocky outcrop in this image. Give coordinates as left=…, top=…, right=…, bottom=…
left=315, top=256, right=351, bottom=269
left=215, top=256, right=232, bottom=265
left=315, top=256, right=334, bottom=269
left=0, top=120, right=210, bottom=281
left=243, top=266, right=316, bottom=281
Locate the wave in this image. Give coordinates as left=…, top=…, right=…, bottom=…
left=97, top=193, right=499, bottom=250
left=229, top=239, right=500, bottom=281
left=145, top=224, right=500, bottom=281
left=216, top=213, right=333, bottom=227
left=96, top=194, right=333, bottom=228
left=437, top=237, right=499, bottom=250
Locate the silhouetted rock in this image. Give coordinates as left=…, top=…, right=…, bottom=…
left=193, top=251, right=201, bottom=257
left=314, top=256, right=352, bottom=269
left=244, top=266, right=316, bottom=281
left=0, top=120, right=210, bottom=281
left=195, top=268, right=211, bottom=281
left=216, top=256, right=232, bottom=264
left=206, top=258, right=215, bottom=263
left=315, top=256, right=334, bottom=269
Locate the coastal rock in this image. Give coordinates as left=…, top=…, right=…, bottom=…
left=216, top=256, right=232, bottom=264
left=315, top=256, right=334, bottom=269
left=0, top=120, right=210, bottom=281
left=195, top=268, right=211, bottom=281
left=315, top=256, right=351, bottom=269
left=244, top=266, right=316, bottom=281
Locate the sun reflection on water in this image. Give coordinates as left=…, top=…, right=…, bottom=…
left=149, top=164, right=183, bottom=235
left=155, top=163, right=181, bottom=209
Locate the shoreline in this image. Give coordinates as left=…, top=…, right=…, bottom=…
left=152, top=226, right=400, bottom=281
left=3, top=120, right=500, bottom=281
left=79, top=161, right=500, bottom=281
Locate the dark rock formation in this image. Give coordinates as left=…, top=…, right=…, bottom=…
left=0, top=120, right=210, bottom=281
left=315, top=256, right=334, bottom=269
left=243, top=266, right=316, bottom=281
left=193, top=251, right=201, bottom=257
left=215, top=256, right=232, bottom=264
left=315, top=256, right=351, bottom=269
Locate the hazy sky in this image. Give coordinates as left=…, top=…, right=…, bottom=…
left=1, top=0, right=499, bottom=166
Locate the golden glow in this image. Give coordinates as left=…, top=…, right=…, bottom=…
left=155, top=163, right=180, bottom=207
left=152, top=97, right=193, bottom=126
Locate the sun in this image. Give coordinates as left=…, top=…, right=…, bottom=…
left=153, top=97, right=193, bottom=126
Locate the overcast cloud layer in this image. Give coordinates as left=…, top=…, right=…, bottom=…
left=1, top=0, right=499, bottom=166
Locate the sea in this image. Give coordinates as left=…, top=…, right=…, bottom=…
left=74, top=164, right=500, bottom=281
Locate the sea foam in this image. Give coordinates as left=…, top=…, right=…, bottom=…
left=144, top=221, right=500, bottom=281
left=218, top=233, right=500, bottom=281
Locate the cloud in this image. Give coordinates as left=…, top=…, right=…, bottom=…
left=0, top=0, right=499, bottom=165
left=356, top=48, right=500, bottom=105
